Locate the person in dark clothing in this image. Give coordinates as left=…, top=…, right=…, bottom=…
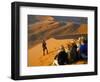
left=70, top=42, right=79, bottom=63
left=79, top=39, right=88, bottom=60
left=57, top=51, right=69, bottom=65
left=54, top=46, right=69, bottom=65
left=42, top=40, right=48, bottom=56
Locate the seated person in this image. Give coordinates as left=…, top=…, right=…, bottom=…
left=70, top=41, right=79, bottom=63
left=54, top=45, right=69, bottom=65
left=79, top=38, right=87, bottom=60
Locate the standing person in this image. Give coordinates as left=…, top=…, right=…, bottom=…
left=42, top=40, right=48, bottom=56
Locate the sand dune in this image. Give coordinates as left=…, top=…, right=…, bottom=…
left=28, top=38, right=72, bottom=66
left=28, top=16, right=87, bottom=66
left=28, top=38, right=87, bottom=66
left=36, top=16, right=55, bottom=21
left=75, top=24, right=87, bottom=34
left=28, top=18, right=61, bottom=48
left=28, top=21, right=87, bottom=49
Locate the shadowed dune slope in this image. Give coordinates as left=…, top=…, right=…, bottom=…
left=28, top=16, right=87, bottom=48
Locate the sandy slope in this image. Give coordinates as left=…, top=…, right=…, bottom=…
left=28, top=38, right=72, bottom=66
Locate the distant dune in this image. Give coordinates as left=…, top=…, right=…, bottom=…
left=28, top=18, right=61, bottom=48
left=28, top=18, right=87, bottom=48
left=75, top=24, right=87, bottom=34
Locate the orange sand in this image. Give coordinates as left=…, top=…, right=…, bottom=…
left=28, top=38, right=87, bottom=66
left=28, top=38, right=72, bottom=66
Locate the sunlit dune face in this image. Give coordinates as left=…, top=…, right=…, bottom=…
left=28, top=38, right=87, bottom=66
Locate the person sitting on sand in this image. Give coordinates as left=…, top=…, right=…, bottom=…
left=65, top=43, right=72, bottom=64
left=42, top=40, right=48, bottom=56
left=69, top=40, right=79, bottom=63
left=79, top=37, right=88, bottom=60
left=54, top=45, right=69, bottom=65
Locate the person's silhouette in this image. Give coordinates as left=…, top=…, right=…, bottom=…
left=42, top=40, right=48, bottom=55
